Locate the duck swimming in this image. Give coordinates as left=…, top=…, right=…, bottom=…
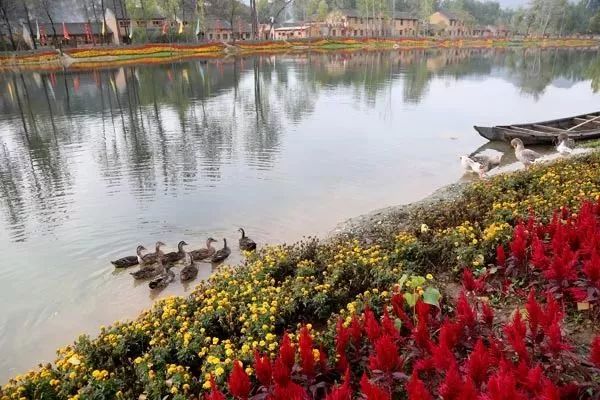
left=139, top=241, right=166, bottom=265
left=238, top=228, right=257, bottom=251
left=149, top=262, right=175, bottom=290
left=111, top=245, right=144, bottom=268
left=180, top=252, right=199, bottom=282
left=130, top=247, right=166, bottom=280
left=211, top=239, right=231, bottom=263
left=190, top=238, right=218, bottom=261
left=556, top=133, right=574, bottom=155
left=511, top=138, right=541, bottom=169
left=163, top=241, right=188, bottom=263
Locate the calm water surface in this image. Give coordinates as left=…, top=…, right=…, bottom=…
left=0, top=47, right=599, bottom=379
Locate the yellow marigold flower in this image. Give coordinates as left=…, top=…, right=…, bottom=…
left=426, top=273, right=434, bottom=280
left=215, top=367, right=225, bottom=376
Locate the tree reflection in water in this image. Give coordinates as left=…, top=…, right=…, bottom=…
left=0, top=47, right=598, bottom=242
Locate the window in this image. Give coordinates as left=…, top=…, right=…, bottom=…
left=332, top=29, right=336, bottom=36
left=209, top=33, right=213, bottom=39
left=216, top=33, right=220, bottom=39
left=401, top=20, right=404, bottom=26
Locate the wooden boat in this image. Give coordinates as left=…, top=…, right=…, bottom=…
left=474, top=111, right=600, bottom=145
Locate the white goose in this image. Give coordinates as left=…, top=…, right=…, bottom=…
left=556, top=133, right=574, bottom=155
left=511, top=138, right=541, bottom=168
left=460, top=155, right=484, bottom=177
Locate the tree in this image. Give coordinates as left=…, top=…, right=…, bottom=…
left=590, top=11, right=600, bottom=33
left=0, top=0, right=17, bottom=50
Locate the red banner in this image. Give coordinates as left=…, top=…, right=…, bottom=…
left=62, top=22, right=70, bottom=40
left=84, top=22, right=92, bottom=42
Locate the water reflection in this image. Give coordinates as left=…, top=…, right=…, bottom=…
left=0, top=47, right=598, bottom=380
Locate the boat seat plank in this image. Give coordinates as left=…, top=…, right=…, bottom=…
left=507, top=126, right=553, bottom=136
left=532, top=124, right=567, bottom=133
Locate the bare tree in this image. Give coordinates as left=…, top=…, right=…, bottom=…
left=0, top=0, right=17, bottom=50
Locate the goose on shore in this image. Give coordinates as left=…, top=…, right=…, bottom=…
left=211, top=239, right=231, bottom=263
left=556, top=133, right=574, bottom=155
left=190, top=238, right=218, bottom=261
left=460, top=155, right=484, bottom=178
left=511, top=138, right=541, bottom=168
left=163, top=241, right=188, bottom=263
left=473, top=153, right=503, bottom=174
left=238, top=228, right=257, bottom=251
left=180, top=252, right=199, bottom=282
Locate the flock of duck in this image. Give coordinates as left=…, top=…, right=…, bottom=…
left=111, top=228, right=257, bottom=291
left=461, top=133, right=575, bottom=177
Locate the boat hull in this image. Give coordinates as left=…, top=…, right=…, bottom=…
left=474, top=111, right=600, bottom=145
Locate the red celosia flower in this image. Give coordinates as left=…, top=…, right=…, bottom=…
left=462, top=268, right=477, bottom=292
left=360, top=374, right=391, bottom=400
left=325, top=369, right=351, bottom=400
left=542, top=294, right=563, bottom=330
left=272, top=381, right=307, bottom=400
left=391, top=292, right=413, bottom=329
left=381, top=308, right=400, bottom=340
left=438, top=362, right=462, bottom=400
left=431, top=340, right=456, bottom=372
left=364, top=306, right=381, bottom=343
left=522, top=364, right=544, bottom=394
left=298, top=327, right=315, bottom=376
left=481, top=302, right=494, bottom=328
left=349, top=315, right=363, bottom=345
left=525, top=290, right=543, bottom=339
left=510, top=224, right=528, bottom=263
left=496, top=245, right=506, bottom=266
left=530, top=236, right=549, bottom=270
left=458, top=378, right=478, bottom=400
left=544, top=318, right=571, bottom=355
left=279, top=333, right=295, bottom=369
left=406, top=372, right=432, bottom=400
left=206, top=376, right=226, bottom=400
left=541, top=380, right=561, bottom=400
left=544, top=244, right=577, bottom=283
left=272, top=356, right=291, bottom=386
left=591, top=335, right=600, bottom=367
left=484, top=370, right=527, bottom=400
left=228, top=361, right=251, bottom=400
left=466, top=339, right=490, bottom=386
left=504, top=310, right=529, bottom=363
left=583, top=249, right=600, bottom=284
left=456, top=291, right=476, bottom=330
left=566, top=286, right=588, bottom=302
left=412, top=317, right=432, bottom=353
left=335, top=319, right=350, bottom=361
left=438, top=320, right=462, bottom=351
left=253, top=351, right=272, bottom=387
left=368, top=334, right=403, bottom=373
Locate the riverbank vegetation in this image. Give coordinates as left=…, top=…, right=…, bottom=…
left=0, top=37, right=597, bottom=70
left=2, top=150, right=600, bottom=398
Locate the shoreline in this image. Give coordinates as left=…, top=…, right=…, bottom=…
left=2, top=147, right=600, bottom=396
left=0, top=36, right=597, bottom=71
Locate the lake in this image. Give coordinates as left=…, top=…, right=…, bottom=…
left=0, top=47, right=598, bottom=380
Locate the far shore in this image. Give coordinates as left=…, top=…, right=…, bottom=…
left=0, top=36, right=597, bottom=71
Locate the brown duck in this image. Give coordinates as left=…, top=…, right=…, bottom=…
left=190, top=238, right=218, bottom=261
left=163, top=241, right=188, bottom=263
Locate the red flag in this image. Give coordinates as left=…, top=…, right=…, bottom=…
left=84, top=22, right=92, bottom=42
left=161, top=20, right=169, bottom=35
left=40, top=25, right=47, bottom=46
left=62, top=22, right=70, bottom=40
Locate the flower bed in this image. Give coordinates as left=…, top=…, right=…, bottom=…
left=2, top=153, right=600, bottom=399
left=66, top=43, right=225, bottom=59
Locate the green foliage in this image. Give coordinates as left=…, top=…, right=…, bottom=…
left=590, top=12, right=600, bottom=34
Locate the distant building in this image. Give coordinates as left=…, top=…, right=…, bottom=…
left=323, top=9, right=419, bottom=38
left=429, top=11, right=469, bottom=37
left=40, top=22, right=103, bottom=46
left=472, top=24, right=511, bottom=38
